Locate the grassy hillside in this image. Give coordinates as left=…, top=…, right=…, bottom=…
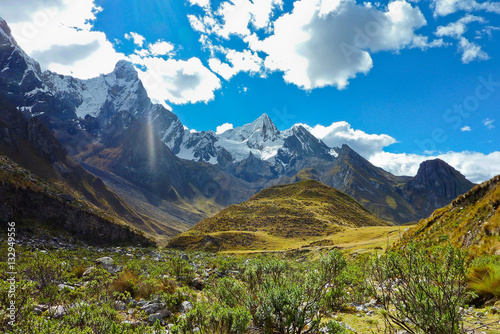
left=400, top=175, right=500, bottom=256
left=168, top=180, right=392, bottom=252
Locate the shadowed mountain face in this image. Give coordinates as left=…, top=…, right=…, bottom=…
left=0, top=92, right=161, bottom=243
left=0, top=17, right=476, bottom=236
left=400, top=174, right=500, bottom=256
left=400, top=159, right=475, bottom=218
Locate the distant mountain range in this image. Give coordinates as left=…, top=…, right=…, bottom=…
left=0, top=17, right=475, bottom=241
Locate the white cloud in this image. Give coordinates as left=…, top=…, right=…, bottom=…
left=246, top=0, right=439, bottom=90
left=187, top=0, right=211, bottom=8
left=483, top=118, right=495, bottom=129
left=216, top=122, right=234, bottom=134
left=460, top=125, right=471, bottom=131
left=0, top=0, right=221, bottom=105
left=131, top=55, right=221, bottom=105
left=432, top=0, right=500, bottom=17
left=148, top=41, right=174, bottom=56
left=298, top=121, right=397, bottom=157
left=192, top=0, right=283, bottom=38
left=1, top=0, right=126, bottom=79
left=209, top=49, right=262, bottom=79
left=125, top=32, right=145, bottom=47
left=459, top=37, right=489, bottom=63
left=435, top=15, right=490, bottom=63
left=296, top=119, right=499, bottom=183
left=435, top=14, right=486, bottom=38
left=135, top=40, right=175, bottom=57
left=369, top=151, right=500, bottom=183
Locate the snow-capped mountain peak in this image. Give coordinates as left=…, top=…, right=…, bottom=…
left=220, top=113, right=280, bottom=143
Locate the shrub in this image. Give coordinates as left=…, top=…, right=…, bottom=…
left=243, top=250, right=347, bottom=334
left=110, top=270, right=138, bottom=297
left=467, top=264, right=500, bottom=303
left=172, top=302, right=251, bottom=334
left=372, top=243, right=468, bottom=334
left=22, top=252, right=65, bottom=289
left=0, top=279, right=36, bottom=329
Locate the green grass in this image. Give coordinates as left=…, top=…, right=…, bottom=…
left=169, top=180, right=393, bottom=252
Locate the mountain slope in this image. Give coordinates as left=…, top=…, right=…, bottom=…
left=168, top=180, right=390, bottom=251
left=0, top=155, right=153, bottom=246
left=399, top=159, right=475, bottom=218
left=76, top=111, right=258, bottom=224
left=400, top=175, right=500, bottom=256
left=0, top=91, right=178, bottom=241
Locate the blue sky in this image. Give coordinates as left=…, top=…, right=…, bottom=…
left=0, top=0, right=499, bottom=182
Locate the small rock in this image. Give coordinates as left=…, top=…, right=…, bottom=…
left=57, top=284, right=75, bottom=291
left=49, top=305, right=66, bottom=319
left=121, top=320, right=141, bottom=328
left=82, top=266, right=95, bottom=277
left=96, top=257, right=114, bottom=266
left=148, top=312, right=163, bottom=324
left=490, top=306, right=499, bottom=314
left=113, top=301, right=127, bottom=311
left=141, top=303, right=165, bottom=314
left=181, top=254, right=189, bottom=262
left=181, top=301, right=193, bottom=313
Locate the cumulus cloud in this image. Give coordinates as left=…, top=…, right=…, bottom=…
left=460, top=125, right=471, bottom=131
left=189, top=0, right=283, bottom=38
left=432, top=0, right=500, bottom=17
left=209, top=49, right=262, bottom=80
left=187, top=0, right=210, bottom=8
left=31, top=40, right=100, bottom=67
left=296, top=120, right=499, bottom=183
left=148, top=41, right=175, bottom=56
left=131, top=56, right=221, bottom=105
left=298, top=121, right=397, bottom=157
left=483, top=118, right=495, bottom=129
left=0, top=0, right=222, bottom=105
left=435, top=14, right=486, bottom=38
left=1, top=0, right=125, bottom=78
left=0, top=0, right=63, bottom=23
left=216, top=123, right=234, bottom=134
left=135, top=40, right=175, bottom=57
left=459, top=37, right=489, bottom=63
left=125, top=32, right=145, bottom=47
left=246, top=0, right=438, bottom=89
left=435, top=15, right=490, bottom=63
left=369, top=151, right=500, bottom=183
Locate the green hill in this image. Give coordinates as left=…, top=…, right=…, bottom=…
left=168, top=180, right=392, bottom=252
left=400, top=175, right=500, bottom=256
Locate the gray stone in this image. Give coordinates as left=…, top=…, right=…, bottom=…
left=49, top=305, right=66, bottom=319
left=113, top=301, right=127, bottom=311
left=181, top=300, right=193, bottom=313
left=181, top=254, right=189, bottom=261
left=141, top=302, right=165, bottom=314
left=82, top=266, right=95, bottom=277
left=148, top=313, right=162, bottom=324
left=96, top=256, right=114, bottom=266
left=121, top=320, right=141, bottom=328
left=57, top=284, right=75, bottom=291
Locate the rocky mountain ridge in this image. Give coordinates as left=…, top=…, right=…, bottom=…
left=0, top=17, right=475, bottom=227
